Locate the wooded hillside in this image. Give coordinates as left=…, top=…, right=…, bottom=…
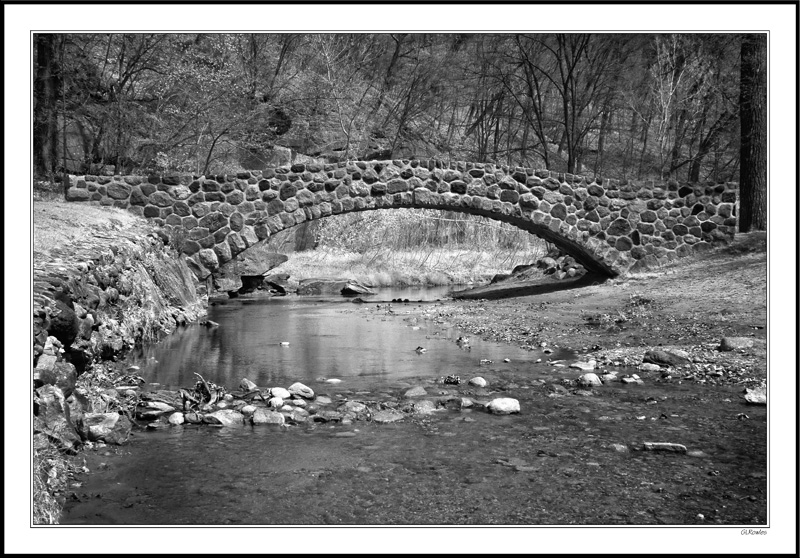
left=34, top=33, right=752, bottom=184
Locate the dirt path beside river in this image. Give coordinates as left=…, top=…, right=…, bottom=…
left=424, top=232, right=768, bottom=387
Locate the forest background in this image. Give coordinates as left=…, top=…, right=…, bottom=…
left=32, top=32, right=767, bottom=283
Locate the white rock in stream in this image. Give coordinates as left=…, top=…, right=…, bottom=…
left=267, top=397, right=284, bottom=408
left=570, top=360, right=597, bottom=371
left=270, top=387, right=291, bottom=399
left=468, top=377, right=487, bottom=387
left=744, top=387, right=766, bottom=405
left=288, top=382, right=315, bottom=399
left=205, top=410, right=245, bottom=427
left=168, top=412, right=185, bottom=425
left=141, top=401, right=175, bottom=413
left=577, top=373, right=603, bottom=387
left=487, top=398, right=520, bottom=415
left=240, top=378, right=258, bottom=392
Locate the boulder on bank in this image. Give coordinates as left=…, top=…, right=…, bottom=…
left=34, top=384, right=81, bottom=451
left=643, top=348, right=691, bottom=366
left=262, top=273, right=299, bottom=294
left=212, top=250, right=289, bottom=295
left=79, top=412, right=132, bottom=444
left=136, top=401, right=176, bottom=420
left=34, top=357, right=77, bottom=399
left=297, top=278, right=375, bottom=297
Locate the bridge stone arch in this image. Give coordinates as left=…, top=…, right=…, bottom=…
left=65, top=159, right=738, bottom=279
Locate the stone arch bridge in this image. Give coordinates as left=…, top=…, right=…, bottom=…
left=65, top=159, right=738, bottom=279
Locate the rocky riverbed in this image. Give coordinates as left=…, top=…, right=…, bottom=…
left=31, top=200, right=769, bottom=527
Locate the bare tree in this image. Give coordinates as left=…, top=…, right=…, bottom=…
left=33, top=34, right=60, bottom=178
left=738, top=34, right=767, bottom=232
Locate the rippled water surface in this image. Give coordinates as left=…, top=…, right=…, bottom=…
left=123, top=286, right=572, bottom=391
left=61, top=287, right=767, bottom=526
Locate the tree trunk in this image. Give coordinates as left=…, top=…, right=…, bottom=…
left=739, top=34, right=767, bottom=232
left=34, top=34, right=60, bottom=178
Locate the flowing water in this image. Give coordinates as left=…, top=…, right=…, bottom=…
left=61, top=287, right=767, bottom=526
left=117, top=286, right=572, bottom=392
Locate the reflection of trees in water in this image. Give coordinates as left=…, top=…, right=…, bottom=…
left=139, top=301, right=513, bottom=392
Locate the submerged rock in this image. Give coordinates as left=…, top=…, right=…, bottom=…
left=339, top=401, right=367, bottom=414
left=372, top=410, right=405, bottom=423
left=404, top=386, right=427, bottom=398
left=639, top=363, right=662, bottom=372
left=412, top=400, right=437, bottom=415
left=251, top=409, right=285, bottom=425
left=643, top=442, right=687, bottom=453
left=286, top=408, right=309, bottom=424
left=719, top=337, right=755, bottom=351
left=314, top=410, right=343, bottom=423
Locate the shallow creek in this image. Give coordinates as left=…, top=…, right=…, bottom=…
left=61, top=287, right=767, bottom=525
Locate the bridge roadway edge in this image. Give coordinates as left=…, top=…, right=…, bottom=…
left=62, top=159, right=739, bottom=281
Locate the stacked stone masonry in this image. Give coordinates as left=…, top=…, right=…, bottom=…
left=65, top=160, right=738, bottom=278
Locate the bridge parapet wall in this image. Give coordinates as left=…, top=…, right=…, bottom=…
left=64, top=159, right=738, bottom=279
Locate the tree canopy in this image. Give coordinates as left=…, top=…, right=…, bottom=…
left=34, top=32, right=753, bottom=186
